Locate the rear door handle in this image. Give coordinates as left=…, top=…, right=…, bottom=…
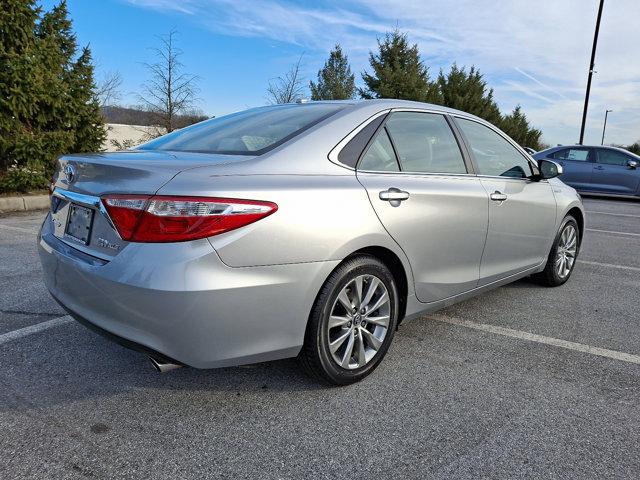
left=490, top=191, right=508, bottom=202
left=379, top=188, right=410, bottom=207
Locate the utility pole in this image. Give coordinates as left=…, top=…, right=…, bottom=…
left=601, top=109, right=612, bottom=145
left=579, top=0, right=605, bottom=145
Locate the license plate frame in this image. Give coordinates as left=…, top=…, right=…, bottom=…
left=65, top=204, right=95, bottom=245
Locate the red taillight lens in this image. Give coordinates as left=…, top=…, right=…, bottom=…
left=102, top=195, right=277, bottom=242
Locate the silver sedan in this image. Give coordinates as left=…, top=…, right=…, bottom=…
left=39, top=100, right=584, bottom=384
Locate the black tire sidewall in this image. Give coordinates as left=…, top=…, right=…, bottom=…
left=547, top=216, right=580, bottom=285
left=308, top=256, right=399, bottom=385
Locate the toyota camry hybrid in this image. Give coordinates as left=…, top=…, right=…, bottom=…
left=39, top=100, right=585, bottom=385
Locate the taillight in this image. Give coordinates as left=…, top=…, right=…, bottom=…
left=102, top=195, right=277, bottom=242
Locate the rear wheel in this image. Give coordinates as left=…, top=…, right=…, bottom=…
left=299, top=255, right=399, bottom=385
left=534, top=215, right=580, bottom=286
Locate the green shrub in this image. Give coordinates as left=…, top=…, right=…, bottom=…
left=0, top=163, right=49, bottom=194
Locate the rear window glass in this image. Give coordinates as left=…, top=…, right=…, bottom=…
left=138, top=103, right=346, bottom=155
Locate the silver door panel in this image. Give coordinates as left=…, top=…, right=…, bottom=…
left=358, top=173, right=489, bottom=303
left=478, top=178, right=557, bottom=284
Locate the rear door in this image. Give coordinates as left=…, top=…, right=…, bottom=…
left=356, top=111, right=489, bottom=303
left=591, top=148, right=640, bottom=195
left=454, top=117, right=557, bottom=284
left=548, top=147, right=595, bottom=190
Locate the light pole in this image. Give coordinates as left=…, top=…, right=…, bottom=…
left=579, top=0, right=605, bottom=145
left=601, top=109, right=612, bottom=145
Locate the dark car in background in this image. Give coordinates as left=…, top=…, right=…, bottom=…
left=534, top=146, right=640, bottom=197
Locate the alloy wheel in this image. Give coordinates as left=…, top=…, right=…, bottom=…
left=556, top=223, right=578, bottom=279
left=326, top=274, right=391, bottom=370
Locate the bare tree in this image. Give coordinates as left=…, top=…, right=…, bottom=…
left=139, top=30, right=200, bottom=133
left=96, top=70, right=123, bottom=107
left=267, top=54, right=306, bottom=104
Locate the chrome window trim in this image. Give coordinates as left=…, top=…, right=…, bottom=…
left=357, top=169, right=475, bottom=178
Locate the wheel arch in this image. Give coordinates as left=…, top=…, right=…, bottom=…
left=343, top=246, right=410, bottom=323
left=566, top=206, right=585, bottom=243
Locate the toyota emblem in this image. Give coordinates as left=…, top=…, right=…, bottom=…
left=63, top=164, right=76, bottom=183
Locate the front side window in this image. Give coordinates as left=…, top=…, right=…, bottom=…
left=597, top=149, right=631, bottom=166
left=552, top=148, right=591, bottom=162
left=384, top=112, right=467, bottom=174
left=456, top=118, right=533, bottom=179
left=139, top=103, right=346, bottom=155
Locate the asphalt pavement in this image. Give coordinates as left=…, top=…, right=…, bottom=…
left=0, top=196, right=638, bottom=479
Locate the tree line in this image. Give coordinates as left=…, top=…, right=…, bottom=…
left=273, top=32, right=545, bottom=151
left=2, top=1, right=638, bottom=194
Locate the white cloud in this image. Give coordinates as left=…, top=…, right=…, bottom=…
left=124, top=0, right=640, bottom=145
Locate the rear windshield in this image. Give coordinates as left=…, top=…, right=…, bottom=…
left=138, top=103, right=347, bottom=155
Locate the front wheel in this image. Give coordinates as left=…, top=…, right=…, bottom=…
left=299, top=255, right=399, bottom=385
left=534, top=215, right=580, bottom=287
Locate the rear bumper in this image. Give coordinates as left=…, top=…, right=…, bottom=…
left=38, top=215, right=339, bottom=368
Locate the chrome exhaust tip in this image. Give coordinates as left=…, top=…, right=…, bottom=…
left=148, top=356, right=183, bottom=373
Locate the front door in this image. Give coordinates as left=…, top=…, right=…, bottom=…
left=548, top=147, right=595, bottom=191
left=591, top=148, right=640, bottom=195
left=454, top=117, right=558, bottom=284
left=356, top=111, right=489, bottom=303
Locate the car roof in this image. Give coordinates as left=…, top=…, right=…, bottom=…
left=289, top=98, right=486, bottom=122
left=547, top=145, right=637, bottom=153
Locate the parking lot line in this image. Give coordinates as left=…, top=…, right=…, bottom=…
left=586, top=228, right=640, bottom=237
left=0, top=315, right=72, bottom=346
left=0, top=224, right=38, bottom=235
left=578, top=260, right=640, bottom=272
left=585, top=210, right=640, bottom=218
left=430, top=314, right=640, bottom=365
left=583, top=200, right=640, bottom=208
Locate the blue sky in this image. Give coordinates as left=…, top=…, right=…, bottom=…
left=41, top=0, right=639, bottom=146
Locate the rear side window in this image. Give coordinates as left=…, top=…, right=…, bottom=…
left=139, top=103, right=346, bottom=155
left=597, top=149, right=631, bottom=166
left=456, top=118, right=532, bottom=179
left=359, top=129, right=399, bottom=172
left=384, top=112, right=467, bottom=174
left=552, top=148, right=590, bottom=162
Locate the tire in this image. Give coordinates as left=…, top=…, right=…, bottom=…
left=534, top=215, right=580, bottom=287
left=299, top=255, right=399, bottom=385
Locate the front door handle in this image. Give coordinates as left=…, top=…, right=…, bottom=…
left=594, top=165, right=605, bottom=170
left=490, top=191, right=508, bottom=202
left=379, top=188, right=410, bottom=207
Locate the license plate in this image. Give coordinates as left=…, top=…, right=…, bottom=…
left=65, top=204, right=94, bottom=244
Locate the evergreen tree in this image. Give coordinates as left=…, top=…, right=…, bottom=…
left=625, top=141, right=640, bottom=156
left=0, top=0, right=105, bottom=193
left=69, top=46, right=106, bottom=152
left=436, top=64, right=501, bottom=125
left=500, top=105, right=542, bottom=150
left=360, top=30, right=441, bottom=103
left=436, top=64, right=542, bottom=149
left=310, top=44, right=355, bottom=100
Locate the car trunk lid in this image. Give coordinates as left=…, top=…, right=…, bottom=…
left=48, top=150, right=254, bottom=260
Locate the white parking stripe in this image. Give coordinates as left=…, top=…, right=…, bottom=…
left=585, top=211, right=640, bottom=218
left=578, top=260, right=640, bottom=272
left=586, top=228, right=640, bottom=237
left=583, top=200, right=640, bottom=208
left=430, top=314, right=640, bottom=365
left=0, top=316, right=73, bottom=346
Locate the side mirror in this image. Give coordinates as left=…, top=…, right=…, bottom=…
left=628, top=160, right=638, bottom=169
left=537, top=159, right=563, bottom=180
